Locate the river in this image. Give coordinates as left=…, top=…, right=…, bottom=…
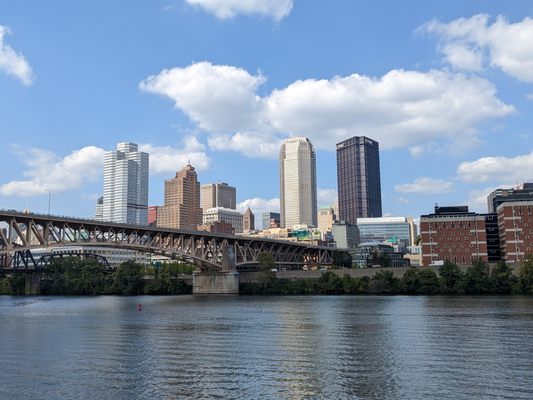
left=0, top=295, right=532, bottom=399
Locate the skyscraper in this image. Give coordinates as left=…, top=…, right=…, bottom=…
left=103, top=142, right=149, bottom=225
left=336, top=136, right=382, bottom=224
left=201, top=182, right=237, bottom=210
left=243, top=207, right=255, bottom=232
left=157, top=164, right=202, bottom=230
left=280, top=137, right=318, bottom=228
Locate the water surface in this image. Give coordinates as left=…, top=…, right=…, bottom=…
left=0, top=295, right=532, bottom=399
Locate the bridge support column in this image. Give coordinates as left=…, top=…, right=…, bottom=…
left=192, top=271, right=239, bottom=294
left=24, top=272, right=41, bottom=295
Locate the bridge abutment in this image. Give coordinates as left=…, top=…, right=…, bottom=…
left=24, top=272, right=41, bottom=295
left=192, top=271, right=239, bottom=294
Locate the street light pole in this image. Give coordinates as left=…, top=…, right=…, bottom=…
left=47, top=190, right=51, bottom=215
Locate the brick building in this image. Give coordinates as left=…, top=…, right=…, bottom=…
left=157, top=164, right=202, bottom=230
left=197, top=221, right=235, bottom=235
left=497, top=201, right=533, bottom=263
left=420, top=206, right=489, bottom=267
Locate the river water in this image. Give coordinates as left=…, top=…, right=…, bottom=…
left=0, top=295, right=532, bottom=399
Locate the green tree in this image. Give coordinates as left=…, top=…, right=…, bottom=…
left=416, top=269, right=440, bottom=294
left=518, top=255, right=533, bottom=294
left=439, top=261, right=465, bottom=294
left=400, top=268, right=418, bottom=294
left=490, top=261, right=517, bottom=294
left=257, top=252, right=276, bottom=284
left=464, top=259, right=491, bottom=294
left=368, top=270, right=399, bottom=294
left=318, top=271, right=343, bottom=294
left=110, top=261, right=144, bottom=295
left=333, top=251, right=352, bottom=269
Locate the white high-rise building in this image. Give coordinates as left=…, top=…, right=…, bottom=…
left=280, top=137, right=317, bottom=228
left=103, top=142, right=149, bottom=225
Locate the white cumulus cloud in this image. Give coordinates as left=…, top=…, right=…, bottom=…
left=185, top=0, right=293, bottom=21
left=237, top=197, right=280, bottom=216
left=140, top=61, right=266, bottom=132
left=140, top=136, right=211, bottom=174
left=141, top=62, right=514, bottom=158
left=0, top=146, right=105, bottom=197
left=394, top=177, right=455, bottom=194
left=0, top=25, right=34, bottom=85
left=207, top=131, right=282, bottom=159
left=421, top=14, right=533, bottom=82
left=457, top=151, right=533, bottom=183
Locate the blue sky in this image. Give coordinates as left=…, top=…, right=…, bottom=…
left=1, top=0, right=533, bottom=219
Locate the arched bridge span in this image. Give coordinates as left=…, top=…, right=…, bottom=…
left=0, top=211, right=345, bottom=272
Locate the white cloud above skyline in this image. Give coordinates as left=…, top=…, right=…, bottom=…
left=457, top=150, right=533, bottom=184
left=421, top=14, right=533, bottom=82
left=0, top=146, right=105, bottom=197
left=0, top=24, right=34, bottom=86
left=0, top=139, right=211, bottom=198
left=140, top=136, right=211, bottom=174
left=237, top=197, right=280, bottom=216
left=394, top=177, right=455, bottom=194
left=185, top=0, right=293, bottom=21
left=140, top=61, right=514, bottom=159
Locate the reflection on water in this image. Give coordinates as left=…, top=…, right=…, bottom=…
left=0, top=295, right=532, bottom=399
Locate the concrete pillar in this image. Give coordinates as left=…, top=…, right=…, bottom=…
left=192, top=271, right=240, bottom=294
left=24, top=272, right=41, bottom=295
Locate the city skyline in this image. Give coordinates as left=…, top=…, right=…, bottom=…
left=1, top=1, right=533, bottom=220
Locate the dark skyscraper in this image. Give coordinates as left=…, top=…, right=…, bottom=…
left=336, top=136, right=382, bottom=224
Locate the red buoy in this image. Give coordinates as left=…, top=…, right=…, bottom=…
left=137, top=304, right=142, bottom=312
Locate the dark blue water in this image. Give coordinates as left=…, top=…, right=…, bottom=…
left=0, top=295, right=532, bottom=399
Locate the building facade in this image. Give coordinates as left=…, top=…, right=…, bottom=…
left=147, top=206, right=159, bottom=226
left=497, top=201, right=533, bottom=263
left=243, top=207, right=255, bottom=232
left=157, top=164, right=202, bottom=230
left=280, top=137, right=318, bottom=228
left=336, top=136, right=382, bottom=224
left=203, top=207, right=244, bottom=234
left=197, top=220, right=235, bottom=235
left=356, top=217, right=414, bottom=248
left=201, top=182, right=237, bottom=210
left=317, top=207, right=336, bottom=240
left=103, top=142, right=149, bottom=225
left=488, top=183, right=533, bottom=213
left=332, top=221, right=359, bottom=249
left=420, top=206, right=490, bottom=267
left=94, top=196, right=103, bottom=221
left=262, top=212, right=280, bottom=230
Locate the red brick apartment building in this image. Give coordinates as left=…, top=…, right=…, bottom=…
left=420, top=206, right=489, bottom=267
left=497, top=201, right=533, bottom=263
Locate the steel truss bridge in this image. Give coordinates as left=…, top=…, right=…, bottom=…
left=0, top=210, right=344, bottom=272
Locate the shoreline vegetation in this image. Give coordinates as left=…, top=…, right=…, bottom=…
left=0, top=255, right=532, bottom=296
left=0, top=260, right=193, bottom=296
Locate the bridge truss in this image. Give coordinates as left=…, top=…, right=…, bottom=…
left=0, top=211, right=343, bottom=272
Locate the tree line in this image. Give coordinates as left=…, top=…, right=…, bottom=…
left=241, top=256, right=533, bottom=295
left=0, top=258, right=193, bottom=296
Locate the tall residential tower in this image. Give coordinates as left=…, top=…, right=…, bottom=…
left=279, top=137, right=318, bottom=228
left=336, top=136, right=382, bottom=224
left=103, top=142, right=149, bottom=225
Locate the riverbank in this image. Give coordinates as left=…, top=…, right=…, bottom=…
left=2, top=257, right=533, bottom=296
left=240, top=260, right=533, bottom=295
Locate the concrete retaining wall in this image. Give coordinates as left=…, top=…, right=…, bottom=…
left=193, top=271, right=240, bottom=294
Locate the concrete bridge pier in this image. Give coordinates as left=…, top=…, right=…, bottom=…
left=192, top=244, right=239, bottom=294
left=24, top=272, right=41, bottom=295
